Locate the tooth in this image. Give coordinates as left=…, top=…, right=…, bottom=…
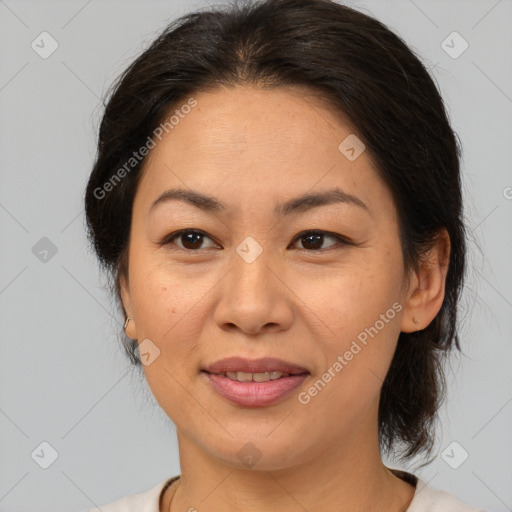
left=252, top=372, right=271, bottom=382
left=220, top=371, right=290, bottom=382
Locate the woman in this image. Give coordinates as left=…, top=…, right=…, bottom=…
left=84, top=0, right=484, bottom=510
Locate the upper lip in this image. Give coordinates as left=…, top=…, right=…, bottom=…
left=202, top=357, right=310, bottom=375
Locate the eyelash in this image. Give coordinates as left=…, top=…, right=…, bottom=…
left=158, top=229, right=353, bottom=253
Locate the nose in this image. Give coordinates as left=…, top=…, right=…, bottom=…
left=212, top=248, right=294, bottom=336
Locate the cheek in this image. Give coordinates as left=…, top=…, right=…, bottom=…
left=131, top=274, right=196, bottom=340
left=308, top=253, right=402, bottom=338
left=304, top=250, right=404, bottom=390
left=128, top=262, right=209, bottom=411
left=128, top=254, right=218, bottom=353
left=298, top=281, right=402, bottom=428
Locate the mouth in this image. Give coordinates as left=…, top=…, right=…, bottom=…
left=201, top=371, right=309, bottom=407
left=201, top=357, right=310, bottom=406
left=202, top=369, right=308, bottom=382
left=202, top=356, right=310, bottom=378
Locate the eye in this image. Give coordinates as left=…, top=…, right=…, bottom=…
left=159, top=229, right=219, bottom=251
left=290, top=230, right=350, bottom=251
left=159, top=229, right=351, bottom=252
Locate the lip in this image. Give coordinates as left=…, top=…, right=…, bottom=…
left=202, top=356, right=309, bottom=375
left=202, top=372, right=308, bottom=407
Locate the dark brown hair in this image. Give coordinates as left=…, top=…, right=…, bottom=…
left=84, top=0, right=467, bottom=464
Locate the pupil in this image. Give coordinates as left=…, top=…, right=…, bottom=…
left=303, top=233, right=322, bottom=250
left=183, top=232, right=202, bottom=249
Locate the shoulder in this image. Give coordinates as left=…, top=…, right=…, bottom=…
left=408, top=477, right=486, bottom=512
left=84, top=476, right=178, bottom=512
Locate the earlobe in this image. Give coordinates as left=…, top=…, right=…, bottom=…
left=123, top=317, right=137, bottom=340
left=400, top=229, right=451, bottom=334
left=119, top=273, right=137, bottom=339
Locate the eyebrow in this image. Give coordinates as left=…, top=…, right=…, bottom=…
left=149, top=187, right=370, bottom=217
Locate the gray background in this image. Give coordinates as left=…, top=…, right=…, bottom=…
left=0, top=0, right=511, bottom=511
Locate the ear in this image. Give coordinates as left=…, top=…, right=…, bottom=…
left=119, top=272, right=138, bottom=340
left=400, top=228, right=451, bottom=333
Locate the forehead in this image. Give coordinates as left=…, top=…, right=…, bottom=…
left=147, top=84, right=352, bottom=163
left=135, top=84, right=393, bottom=220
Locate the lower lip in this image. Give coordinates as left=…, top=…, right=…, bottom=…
left=202, top=371, right=308, bottom=407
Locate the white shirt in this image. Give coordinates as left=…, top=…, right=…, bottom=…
left=84, top=473, right=486, bottom=512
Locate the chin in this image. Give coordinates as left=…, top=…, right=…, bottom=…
left=202, top=432, right=315, bottom=472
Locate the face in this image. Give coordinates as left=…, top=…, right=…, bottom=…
left=120, top=84, right=425, bottom=470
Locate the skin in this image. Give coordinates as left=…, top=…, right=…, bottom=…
left=120, top=84, right=450, bottom=512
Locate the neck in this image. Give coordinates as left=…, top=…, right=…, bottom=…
left=162, top=400, right=416, bottom=512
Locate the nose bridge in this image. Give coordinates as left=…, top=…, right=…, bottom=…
left=213, top=236, right=292, bottom=333
left=230, top=235, right=277, bottom=303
